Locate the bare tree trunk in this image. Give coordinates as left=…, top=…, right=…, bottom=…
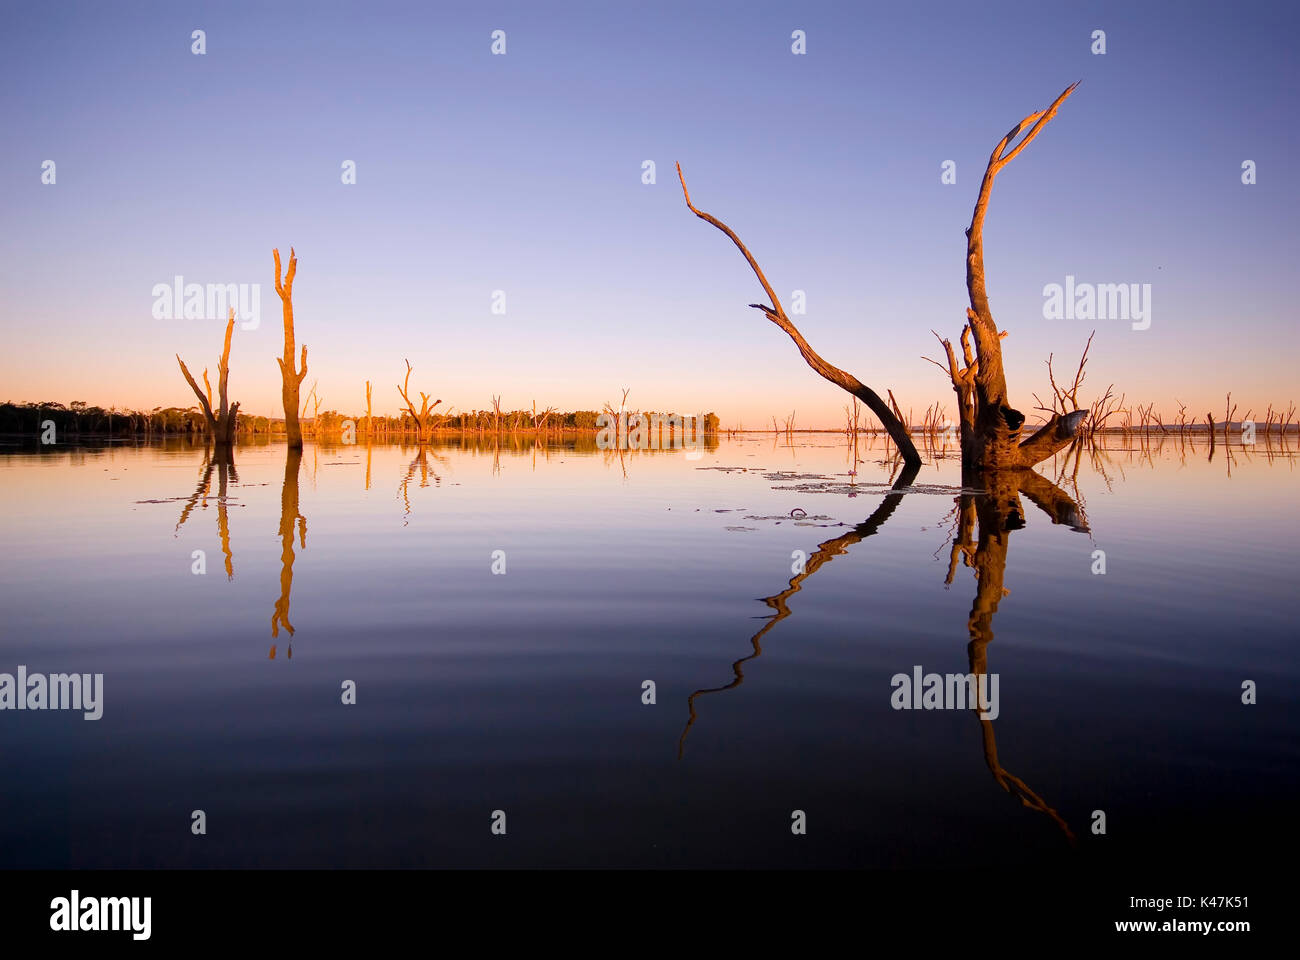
left=676, top=164, right=920, bottom=468
left=215, top=313, right=235, bottom=442
left=274, top=247, right=307, bottom=449
left=397, top=359, right=441, bottom=444
left=177, top=309, right=240, bottom=444
left=933, top=84, right=1087, bottom=483
left=177, top=359, right=217, bottom=438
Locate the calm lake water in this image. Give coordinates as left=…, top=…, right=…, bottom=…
left=1, top=434, right=1295, bottom=868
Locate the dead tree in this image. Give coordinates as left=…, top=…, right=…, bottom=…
left=300, top=380, right=319, bottom=437
left=930, top=84, right=1088, bottom=482
left=397, top=359, right=441, bottom=443
left=176, top=308, right=241, bottom=444
left=676, top=163, right=920, bottom=468
left=273, top=247, right=308, bottom=449
left=533, top=401, right=555, bottom=434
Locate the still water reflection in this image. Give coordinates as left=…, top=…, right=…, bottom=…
left=0, top=433, right=1294, bottom=867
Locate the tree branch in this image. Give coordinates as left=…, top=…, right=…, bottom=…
left=676, top=162, right=920, bottom=467
left=1017, top=409, right=1088, bottom=466
left=176, top=355, right=216, bottom=431
left=965, top=83, right=1078, bottom=406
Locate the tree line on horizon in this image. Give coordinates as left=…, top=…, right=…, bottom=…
left=0, top=400, right=721, bottom=439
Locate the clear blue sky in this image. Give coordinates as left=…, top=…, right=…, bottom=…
left=1, top=0, right=1296, bottom=426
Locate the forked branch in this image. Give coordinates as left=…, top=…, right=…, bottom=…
left=177, top=308, right=239, bottom=443
left=958, top=83, right=1085, bottom=472
left=397, top=359, right=442, bottom=443
left=967, top=82, right=1079, bottom=332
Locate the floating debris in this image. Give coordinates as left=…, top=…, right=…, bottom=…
left=136, top=496, right=241, bottom=504
left=695, top=465, right=968, bottom=497
left=738, top=512, right=845, bottom=528
left=770, top=480, right=968, bottom=496
left=762, top=471, right=835, bottom=482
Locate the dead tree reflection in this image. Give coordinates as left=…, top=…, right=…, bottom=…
left=270, top=448, right=306, bottom=659
left=174, top=445, right=238, bottom=580
left=945, top=473, right=1083, bottom=842
left=681, top=463, right=1084, bottom=843
left=399, top=444, right=446, bottom=525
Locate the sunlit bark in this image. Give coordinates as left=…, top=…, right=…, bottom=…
left=676, top=164, right=920, bottom=468
left=273, top=247, right=307, bottom=449
left=176, top=309, right=240, bottom=444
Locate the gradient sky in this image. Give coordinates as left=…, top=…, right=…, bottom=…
left=2, top=0, right=1296, bottom=428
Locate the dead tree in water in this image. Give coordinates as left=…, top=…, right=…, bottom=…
left=273, top=247, right=308, bottom=449
left=532, top=401, right=555, bottom=434
left=397, top=359, right=441, bottom=443
left=176, top=307, right=240, bottom=444
left=930, top=83, right=1088, bottom=483
left=678, top=89, right=1087, bottom=478
left=676, top=163, right=920, bottom=467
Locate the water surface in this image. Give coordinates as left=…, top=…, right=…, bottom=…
left=1, top=434, right=1294, bottom=868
